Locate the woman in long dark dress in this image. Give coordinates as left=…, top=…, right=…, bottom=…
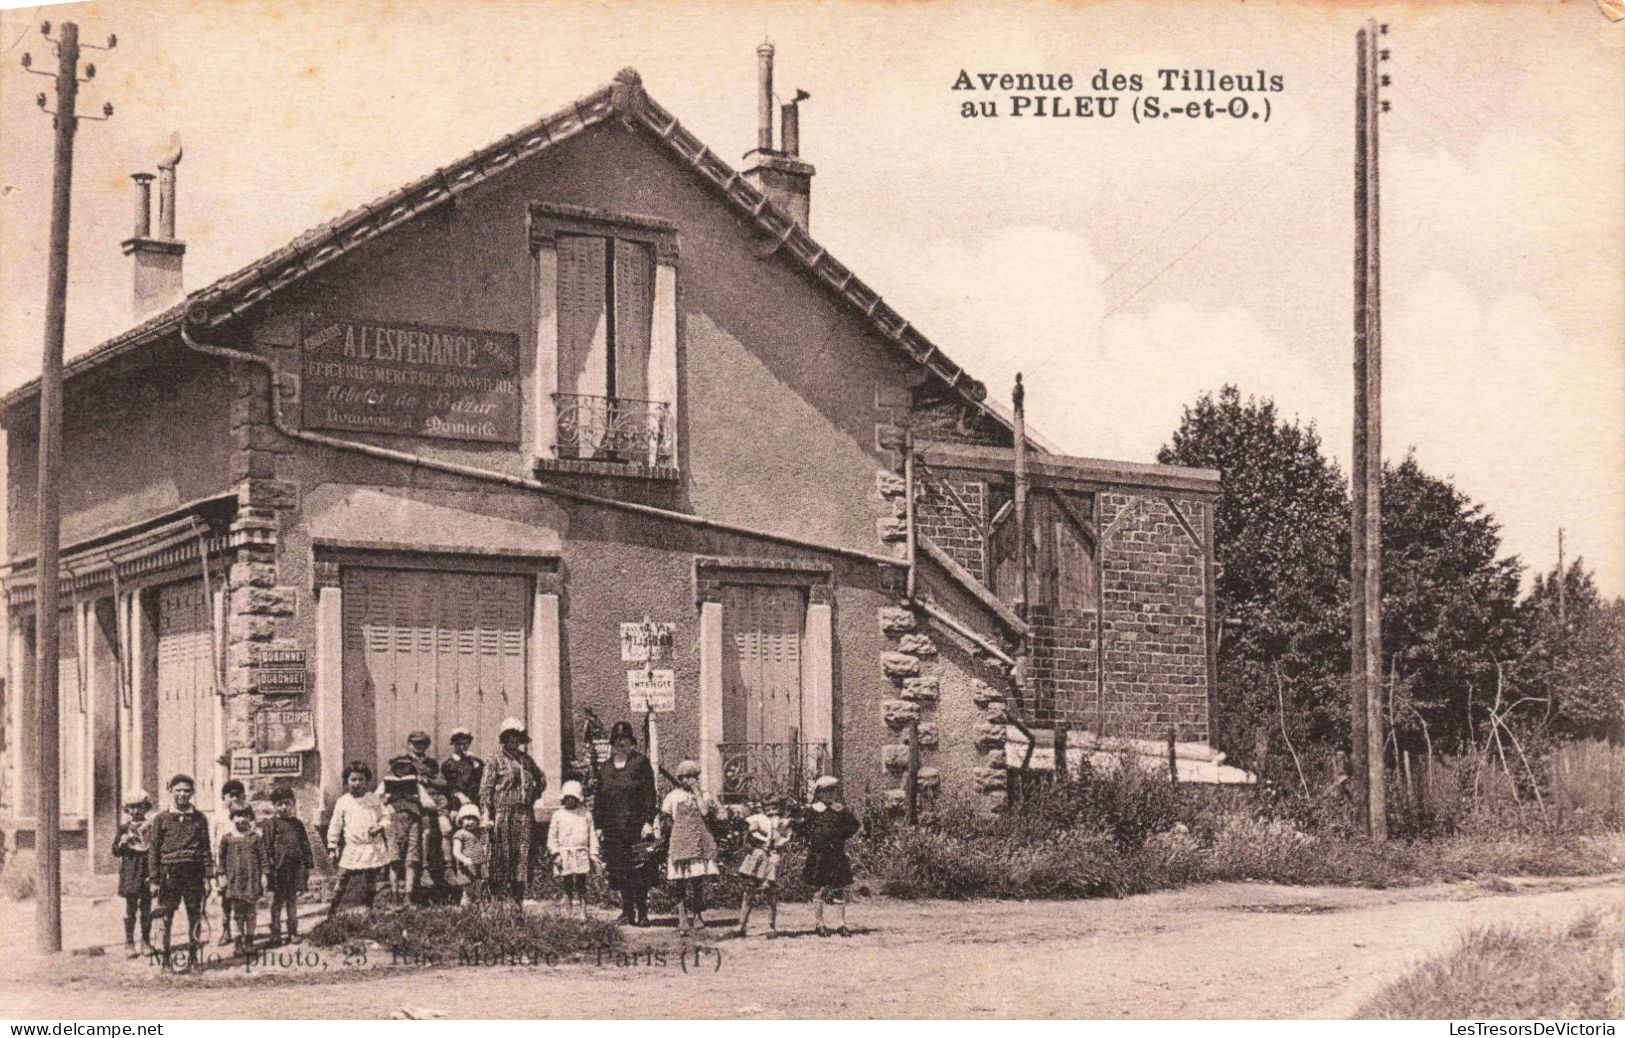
left=594, top=720, right=658, bottom=925
left=479, top=717, right=546, bottom=904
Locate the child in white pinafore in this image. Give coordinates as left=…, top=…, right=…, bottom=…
left=660, top=759, right=720, bottom=935
left=547, top=780, right=599, bottom=920
left=734, top=797, right=791, bottom=938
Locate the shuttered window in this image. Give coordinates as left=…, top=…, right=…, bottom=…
left=156, top=581, right=218, bottom=810
left=341, top=568, right=528, bottom=766
left=721, top=585, right=805, bottom=745
left=557, top=234, right=608, bottom=399
left=557, top=234, right=655, bottom=402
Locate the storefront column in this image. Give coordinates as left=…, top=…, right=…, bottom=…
left=698, top=600, right=724, bottom=794
left=78, top=602, right=96, bottom=836
left=803, top=596, right=834, bottom=768
left=7, top=616, right=27, bottom=827
left=314, top=580, right=344, bottom=808
left=529, top=588, right=562, bottom=802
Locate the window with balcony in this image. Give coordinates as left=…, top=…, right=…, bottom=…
left=533, top=205, right=678, bottom=475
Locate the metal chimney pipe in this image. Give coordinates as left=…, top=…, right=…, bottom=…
left=756, top=42, right=774, bottom=153
left=781, top=101, right=799, bottom=157
left=156, top=135, right=182, bottom=241
left=131, top=172, right=154, bottom=239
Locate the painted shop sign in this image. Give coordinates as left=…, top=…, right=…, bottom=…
left=229, top=749, right=306, bottom=779
left=254, top=647, right=308, bottom=694
left=301, top=317, right=521, bottom=444
left=255, top=708, right=316, bottom=753
left=619, top=621, right=675, bottom=663
left=627, top=669, right=676, bottom=713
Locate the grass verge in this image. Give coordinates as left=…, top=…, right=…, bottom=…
left=1357, top=908, right=1625, bottom=1019
left=307, top=902, right=621, bottom=964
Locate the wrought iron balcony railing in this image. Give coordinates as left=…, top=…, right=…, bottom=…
left=553, top=393, right=674, bottom=467
left=717, top=740, right=829, bottom=803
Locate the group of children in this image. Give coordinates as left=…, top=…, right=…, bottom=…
left=112, top=746, right=863, bottom=967
left=655, top=761, right=862, bottom=939
left=111, top=774, right=314, bottom=968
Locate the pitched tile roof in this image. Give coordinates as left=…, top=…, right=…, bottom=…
left=3, top=68, right=1005, bottom=431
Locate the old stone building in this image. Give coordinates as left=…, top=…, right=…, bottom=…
left=2, top=54, right=1240, bottom=872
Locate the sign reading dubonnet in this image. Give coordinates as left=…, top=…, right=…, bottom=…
left=302, top=317, right=521, bottom=444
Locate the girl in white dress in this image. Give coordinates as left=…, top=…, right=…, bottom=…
left=660, top=760, right=719, bottom=934
left=547, top=780, right=600, bottom=919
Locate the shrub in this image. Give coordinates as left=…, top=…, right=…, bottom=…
left=1358, top=908, right=1625, bottom=1019
left=307, top=901, right=619, bottom=963
left=2, top=850, right=35, bottom=901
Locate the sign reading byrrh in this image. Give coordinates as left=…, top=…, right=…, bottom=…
left=301, top=317, right=522, bottom=444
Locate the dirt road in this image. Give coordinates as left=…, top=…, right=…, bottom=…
left=3, top=873, right=1620, bottom=1019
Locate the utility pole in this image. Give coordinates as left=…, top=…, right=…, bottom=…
left=1350, top=19, right=1388, bottom=841
left=21, top=18, right=116, bottom=953
left=1557, top=527, right=1567, bottom=628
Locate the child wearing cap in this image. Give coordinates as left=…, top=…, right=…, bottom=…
left=660, top=759, right=720, bottom=935
left=263, top=787, right=314, bottom=945
left=548, top=780, right=599, bottom=920
left=381, top=754, right=431, bottom=903
left=147, top=773, right=214, bottom=972
left=216, top=779, right=250, bottom=946
left=112, top=789, right=155, bottom=958
left=803, top=776, right=860, bottom=937
left=451, top=803, right=488, bottom=904
left=734, top=797, right=792, bottom=938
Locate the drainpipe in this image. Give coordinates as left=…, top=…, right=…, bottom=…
left=904, top=431, right=917, bottom=601
left=1012, top=373, right=1031, bottom=711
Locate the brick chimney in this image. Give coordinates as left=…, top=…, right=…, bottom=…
left=742, top=44, right=814, bottom=231
left=121, top=135, right=186, bottom=320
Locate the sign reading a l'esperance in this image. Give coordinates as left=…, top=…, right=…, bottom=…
left=301, top=317, right=521, bottom=444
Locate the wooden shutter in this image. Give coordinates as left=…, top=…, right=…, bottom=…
left=343, top=569, right=528, bottom=766
left=612, top=239, right=654, bottom=401
left=556, top=234, right=608, bottom=399
left=156, top=581, right=217, bottom=810
left=721, top=585, right=805, bottom=745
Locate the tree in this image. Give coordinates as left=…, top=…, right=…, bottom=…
left=1521, top=560, right=1625, bottom=743
left=1161, top=389, right=1539, bottom=775
left=1380, top=453, right=1525, bottom=753
left=1159, top=387, right=1350, bottom=773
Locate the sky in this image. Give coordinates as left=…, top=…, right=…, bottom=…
left=1, top=0, right=1621, bottom=594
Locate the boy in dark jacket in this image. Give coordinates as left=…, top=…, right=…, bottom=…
left=263, top=787, right=314, bottom=945
left=147, top=774, right=214, bottom=972
left=112, top=789, right=154, bottom=958
left=216, top=779, right=251, bottom=945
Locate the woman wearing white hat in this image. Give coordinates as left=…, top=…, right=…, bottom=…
left=478, top=717, right=546, bottom=903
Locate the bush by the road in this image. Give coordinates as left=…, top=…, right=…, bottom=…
left=865, top=753, right=1623, bottom=901
left=1357, top=908, right=1625, bottom=1018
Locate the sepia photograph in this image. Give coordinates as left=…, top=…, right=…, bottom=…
left=0, top=0, right=1620, bottom=1022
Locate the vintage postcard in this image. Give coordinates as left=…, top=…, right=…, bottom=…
left=0, top=0, right=1620, bottom=1023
